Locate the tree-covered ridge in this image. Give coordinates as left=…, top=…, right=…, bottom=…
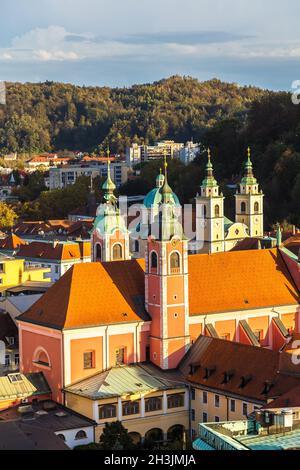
left=0, top=76, right=265, bottom=154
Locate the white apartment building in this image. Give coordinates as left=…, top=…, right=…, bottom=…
left=49, top=162, right=128, bottom=190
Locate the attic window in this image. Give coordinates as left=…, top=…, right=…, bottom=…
left=262, top=381, right=274, bottom=395
left=122, top=312, right=128, bottom=317
left=239, top=375, right=252, bottom=389
left=244, top=299, right=249, bottom=304
left=189, top=363, right=200, bottom=375
left=221, top=371, right=234, bottom=384
left=8, top=373, right=23, bottom=383
left=204, top=367, right=216, bottom=380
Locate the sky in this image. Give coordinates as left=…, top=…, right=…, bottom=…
left=0, top=0, right=299, bottom=90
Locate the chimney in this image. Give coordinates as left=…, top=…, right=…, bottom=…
left=53, top=240, right=59, bottom=249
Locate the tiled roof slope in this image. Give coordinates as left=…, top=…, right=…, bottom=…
left=17, top=241, right=88, bottom=261
left=18, top=248, right=299, bottom=330
left=18, top=260, right=148, bottom=329
left=180, top=336, right=300, bottom=403
left=0, top=234, right=26, bottom=250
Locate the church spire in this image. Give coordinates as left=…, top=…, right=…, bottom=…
left=102, top=147, right=116, bottom=204
left=161, top=150, right=173, bottom=204
left=201, top=148, right=218, bottom=189
left=241, top=146, right=257, bottom=185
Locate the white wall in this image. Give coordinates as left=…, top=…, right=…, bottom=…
left=54, top=426, right=94, bottom=449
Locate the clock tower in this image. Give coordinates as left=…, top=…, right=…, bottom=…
left=146, top=157, right=190, bottom=370
left=196, top=149, right=225, bottom=253
left=235, top=147, right=264, bottom=238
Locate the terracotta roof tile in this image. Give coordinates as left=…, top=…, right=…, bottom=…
left=18, top=248, right=299, bottom=330
left=18, top=260, right=148, bottom=329
left=17, top=241, right=82, bottom=261
left=183, top=336, right=300, bottom=402
left=0, top=234, right=26, bottom=250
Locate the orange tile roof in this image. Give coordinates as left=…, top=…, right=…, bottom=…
left=263, top=384, right=300, bottom=409
left=18, top=260, right=148, bottom=329
left=18, top=248, right=299, bottom=331
left=188, top=248, right=299, bottom=315
left=182, top=336, right=300, bottom=402
left=0, top=234, right=27, bottom=250
left=17, top=241, right=83, bottom=261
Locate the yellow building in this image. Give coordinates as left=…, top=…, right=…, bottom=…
left=64, top=363, right=189, bottom=446
left=0, top=255, right=50, bottom=295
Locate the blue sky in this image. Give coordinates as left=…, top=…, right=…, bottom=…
left=0, top=0, right=299, bottom=89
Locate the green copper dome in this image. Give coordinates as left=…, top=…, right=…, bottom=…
left=144, top=170, right=180, bottom=208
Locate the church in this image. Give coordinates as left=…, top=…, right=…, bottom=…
left=18, top=150, right=299, bottom=404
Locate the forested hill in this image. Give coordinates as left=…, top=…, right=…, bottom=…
left=0, top=76, right=265, bottom=154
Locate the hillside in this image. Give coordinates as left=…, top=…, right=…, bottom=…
left=0, top=76, right=265, bottom=154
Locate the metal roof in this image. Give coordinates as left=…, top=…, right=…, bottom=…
left=65, top=363, right=187, bottom=400
left=0, top=372, right=50, bottom=400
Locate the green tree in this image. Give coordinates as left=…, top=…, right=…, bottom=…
left=0, top=202, right=17, bottom=229
left=99, top=421, right=136, bottom=450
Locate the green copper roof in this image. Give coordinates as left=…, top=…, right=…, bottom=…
left=241, top=147, right=257, bottom=186
left=201, top=149, right=218, bottom=188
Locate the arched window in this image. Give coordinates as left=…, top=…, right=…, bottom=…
left=215, top=205, right=220, bottom=217
left=33, top=348, right=50, bottom=367
left=254, top=202, right=259, bottom=213
left=112, top=243, right=123, bottom=260
left=75, top=430, right=87, bottom=440
left=57, top=434, right=66, bottom=441
left=203, top=205, right=207, bottom=217
left=95, top=243, right=101, bottom=262
left=150, top=251, right=158, bottom=270
left=170, top=252, right=180, bottom=272
left=134, top=240, right=139, bottom=253
left=241, top=202, right=246, bottom=213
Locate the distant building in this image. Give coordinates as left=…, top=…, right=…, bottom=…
left=0, top=398, right=95, bottom=449
left=179, top=141, right=201, bottom=165
left=16, top=240, right=91, bottom=282
left=0, top=313, right=19, bottom=375
left=49, top=161, right=128, bottom=190
left=126, top=140, right=185, bottom=166
left=0, top=372, right=50, bottom=410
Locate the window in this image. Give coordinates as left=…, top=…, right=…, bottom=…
left=55, top=266, right=59, bottom=274
left=14, top=354, right=19, bottom=366
left=150, top=251, right=158, bottom=270
left=75, top=430, right=87, bottom=440
left=220, top=333, right=230, bottom=341
left=203, top=391, right=208, bottom=404
left=83, top=351, right=94, bottom=370
left=215, top=416, right=220, bottom=422
left=145, top=397, right=162, bottom=412
left=254, top=202, right=259, bottom=213
left=112, top=243, right=123, bottom=260
left=230, top=399, right=236, bottom=412
left=57, top=434, right=66, bottom=441
left=203, top=412, right=208, bottom=423
left=115, top=347, right=125, bottom=365
left=0, top=263, right=5, bottom=273
left=243, top=403, right=248, bottom=416
left=5, top=355, right=10, bottom=367
left=170, top=252, right=180, bottom=272
left=99, top=404, right=117, bottom=419
left=254, top=329, right=263, bottom=342
left=215, top=395, right=220, bottom=408
left=134, top=240, right=139, bottom=253
left=191, top=409, right=196, bottom=422
left=215, top=205, right=220, bottom=217
left=7, top=337, right=15, bottom=346
left=203, top=205, right=207, bottom=218
left=34, top=349, right=50, bottom=367
left=122, top=401, right=140, bottom=416
left=191, top=388, right=196, bottom=401
left=167, top=393, right=184, bottom=409
left=241, top=202, right=246, bottom=213
left=95, top=243, right=102, bottom=261
left=145, top=345, right=150, bottom=361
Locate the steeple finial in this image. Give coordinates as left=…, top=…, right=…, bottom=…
left=161, top=149, right=173, bottom=203
left=102, top=146, right=116, bottom=204
left=201, top=148, right=217, bottom=189
left=241, top=146, right=257, bottom=185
